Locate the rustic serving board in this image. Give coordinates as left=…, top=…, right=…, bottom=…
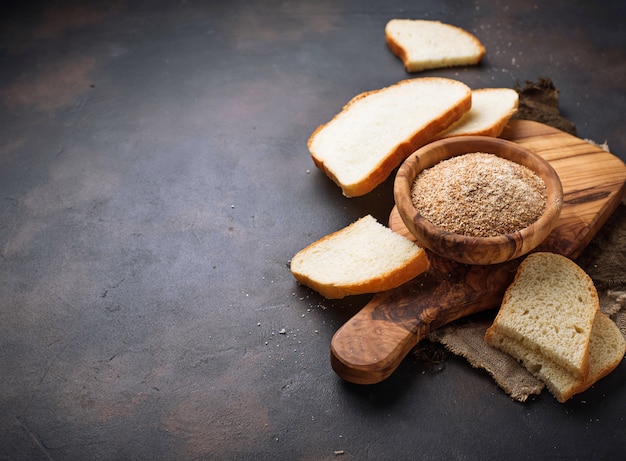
left=330, top=120, right=626, bottom=384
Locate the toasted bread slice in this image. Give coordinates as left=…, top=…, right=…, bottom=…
left=290, top=215, right=429, bottom=299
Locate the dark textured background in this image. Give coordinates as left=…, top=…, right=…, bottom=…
left=1, top=1, right=625, bottom=459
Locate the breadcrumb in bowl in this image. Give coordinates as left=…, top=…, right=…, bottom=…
left=394, top=136, right=563, bottom=265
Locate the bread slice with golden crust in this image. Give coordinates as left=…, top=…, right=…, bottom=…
left=308, top=78, right=471, bottom=197
left=434, top=88, right=519, bottom=139
left=485, top=252, right=599, bottom=379
left=487, top=312, right=625, bottom=403
left=290, top=215, right=429, bottom=299
left=385, top=19, right=486, bottom=73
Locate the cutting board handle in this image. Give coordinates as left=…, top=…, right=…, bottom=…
left=330, top=254, right=518, bottom=384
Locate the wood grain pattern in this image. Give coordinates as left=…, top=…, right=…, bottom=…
left=330, top=120, right=626, bottom=384
left=393, top=136, right=563, bottom=265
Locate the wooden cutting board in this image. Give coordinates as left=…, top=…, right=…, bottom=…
left=330, top=120, right=626, bottom=385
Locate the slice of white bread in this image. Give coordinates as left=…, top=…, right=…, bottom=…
left=385, top=19, right=486, bottom=73
left=487, top=312, right=625, bottom=403
left=434, top=88, right=519, bottom=139
left=484, top=252, right=599, bottom=379
left=308, top=78, right=471, bottom=197
left=290, top=215, right=430, bottom=299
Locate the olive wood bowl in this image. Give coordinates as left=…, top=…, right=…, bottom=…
left=394, top=136, right=563, bottom=265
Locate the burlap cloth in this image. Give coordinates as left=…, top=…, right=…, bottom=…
left=420, top=78, right=626, bottom=402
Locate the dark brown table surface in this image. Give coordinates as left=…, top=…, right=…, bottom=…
left=1, top=1, right=625, bottom=460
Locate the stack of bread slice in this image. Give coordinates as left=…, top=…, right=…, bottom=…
left=485, top=252, right=625, bottom=402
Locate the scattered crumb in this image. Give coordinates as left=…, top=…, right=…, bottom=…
left=584, top=139, right=610, bottom=152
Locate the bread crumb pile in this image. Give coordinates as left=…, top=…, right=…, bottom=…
left=410, top=152, right=546, bottom=237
